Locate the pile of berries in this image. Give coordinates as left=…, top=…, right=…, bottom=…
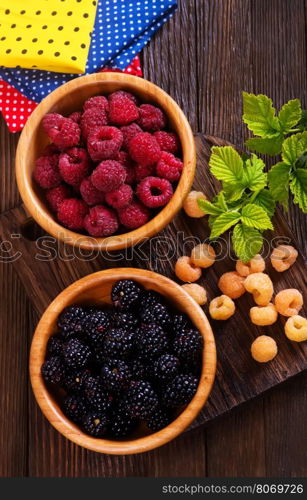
left=41, top=279, right=203, bottom=438
left=34, top=92, right=183, bottom=237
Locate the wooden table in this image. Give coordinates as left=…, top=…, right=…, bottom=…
left=0, top=0, right=306, bottom=477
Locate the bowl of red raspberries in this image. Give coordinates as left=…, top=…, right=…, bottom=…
left=16, top=73, right=196, bottom=250
left=30, top=268, right=216, bottom=454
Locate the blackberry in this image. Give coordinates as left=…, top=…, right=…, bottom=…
left=91, top=347, right=106, bottom=367
left=82, top=412, right=108, bottom=437
left=111, top=279, right=143, bottom=310
left=58, top=305, right=87, bottom=338
left=46, top=334, right=63, bottom=357
left=163, top=374, right=198, bottom=407
left=124, top=381, right=158, bottom=419
left=82, top=309, right=111, bottom=348
left=140, top=302, right=171, bottom=327
left=110, top=403, right=137, bottom=438
left=84, top=375, right=112, bottom=412
left=136, top=324, right=169, bottom=360
left=111, top=311, right=139, bottom=330
left=139, top=290, right=160, bottom=310
left=146, top=407, right=172, bottom=432
left=41, top=356, right=65, bottom=384
left=173, top=329, right=203, bottom=362
left=129, top=358, right=146, bottom=380
left=101, top=359, right=131, bottom=393
left=63, top=368, right=90, bottom=393
left=63, top=394, right=88, bottom=423
left=150, top=354, right=179, bottom=382
left=102, top=328, right=135, bottom=359
left=62, top=338, right=91, bottom=369
left=172, top=313, right=192, bottom=335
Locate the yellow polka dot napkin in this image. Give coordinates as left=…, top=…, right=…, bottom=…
left=0, top=0, right=98, bottom=74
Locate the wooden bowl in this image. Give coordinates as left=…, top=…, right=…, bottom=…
left=16, top=73, right=196, bottom=251
left=30, top=268, right=216, bottom=455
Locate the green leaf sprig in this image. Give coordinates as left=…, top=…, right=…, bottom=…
left=198, top=92, right=307, bottom=262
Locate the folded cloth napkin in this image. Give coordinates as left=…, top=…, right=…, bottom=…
left=0, top=0, right=98, bottom=74
left=0, top=0, right=177, bottom=103
left=0, top=55, right=143, bottom=132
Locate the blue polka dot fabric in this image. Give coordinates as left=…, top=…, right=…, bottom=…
left=0, top=0, right=177, bottom=103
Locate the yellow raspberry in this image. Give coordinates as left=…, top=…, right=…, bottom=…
left=251, top=335, right=278, bottom=362
left=181, top=283, right=207, bottom=305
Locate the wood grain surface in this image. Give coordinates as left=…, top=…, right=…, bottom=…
left=0, top=0, right=306, bottom=477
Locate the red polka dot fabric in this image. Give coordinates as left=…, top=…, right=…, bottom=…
left=0, top=56, right=143, bottom=133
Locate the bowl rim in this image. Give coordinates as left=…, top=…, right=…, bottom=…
left=30, top=268, right=216, bottom=454
left=16, top=73, right=196, bottom=251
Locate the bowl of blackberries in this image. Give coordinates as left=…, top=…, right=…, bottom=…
left=30, top=269, right=216, bottom=454
left=16, top=72, right=196, bottom=251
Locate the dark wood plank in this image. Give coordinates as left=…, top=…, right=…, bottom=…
left=0, top=0, right=306, bottom=478
left=249, top=0, right=307, bottom=253
left=0, top=116, right=21, bottom=212
left=0, top=261, right=29, bottom=476
left=264, top=371, right=307, bottom=477
left=143, top=0, right=198, bottom=131
left=196, top=0, right=252, bottom=143
left=206, top=398, right=266, bottom=477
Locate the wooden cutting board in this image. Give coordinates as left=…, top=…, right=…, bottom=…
left=0, top=134, right=306, bottom=430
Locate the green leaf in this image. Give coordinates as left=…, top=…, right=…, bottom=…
left=232, top=224, right=263, bottom=262
left=251, top=189, right=276, bottom=217
left=208, top=214, right=217, bottom=229
left=278, top=99, right=302, bottom=133
left=268, top=161, right=291, bottom=209
left=245, top=136, right=283, bottom=155
left=282, top=131, right=307, bottom=165
left=223, top=183, right=246, bottom=202
left=241, top=204, right=273, bottom=230
left=290, top=168, right=307, bottom=213
left=295, top=151, right=307, bottom=170
left=242, top=92, right=280, bottom=138
left=209, top=146, right=244, bottom=184
left=242, top=154, right=267, bottom=191
left=197, top=199, right=223, bottom=216
left=210, top=211, right=241, bottom=239
left=297, top=109, right=307, bottom=131
left=216, top=192, right=228, bottom=211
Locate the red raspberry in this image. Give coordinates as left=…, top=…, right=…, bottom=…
left=108, top=91, right=139, bottom=126
left=110, top=90, right=138, bottom=104
left=57, top=198, right=88, bottom=230
left=156, top=152, right=183, bottom=182
left=117, top=152, right=136, bottom=184
left=42, top=113, right=80, bottom=150
left=42, top=143, right=60, bottom=156
left=120, top=123, right=142, bottom=150
left=33, top=155, right=61, bottom=189
left=136, top=176, right=173, bottom=208
left=59, top=147, right=90, bottom=187
left=154, top=131, right=180, bottom=154
left=68, top=111, right=82, bottom=124
left=91, top=160, right=126, bottom=193
left=84, top=205, right=119, bottom=237
left=81, top=108, right=108, bottom=140
left=118, top=201, right=150, bottom=229
left=87, top=126, right=123, bottom=162
left=46, top=184, right=72, bottom=212
left=137, top=104, right=167, bottom=131
left=105, top=184, right=133, bottom=209
left=129, top=132, right=161, bottom=166
left=80, top=177, right=105, bottom=206
left=135, top=163, right=155, bottom=181
left=83, top=95, right=109, bottom=112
